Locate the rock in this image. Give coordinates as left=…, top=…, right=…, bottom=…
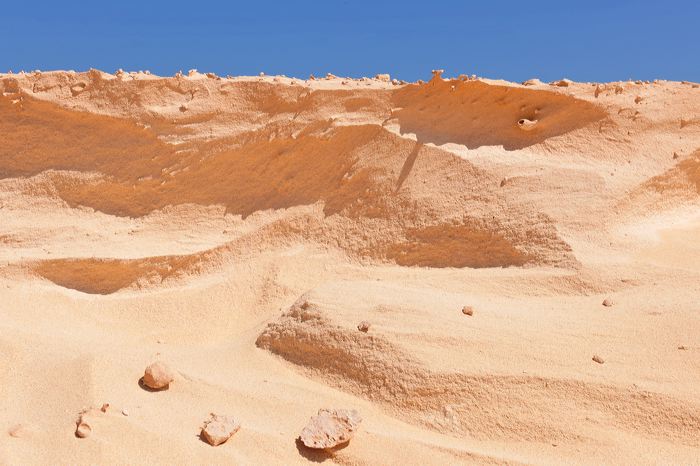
left=143, top=361, right=175, bottom=390
left=462, top=306, right=474, bottom=316
left=518, top=118, right=538, bottom=131
left=522, top=78, right=543, bottom=86
left=299, top=409, right=362, bottom=449
left=430, top=69, right=444, bottom=80
left=375, top=73, right=390, bottom=82
left=592, top=355, right=605, bottom=364
left=357, top=321, right=371, bottom=332
left=391, top=78, right=400, bottom=85
left=634, top=96, right=643, bottom=104
left=188, top=69, right=198, bottom=77
left=552, top=79, right=571, bottom=87
left=673, top=152, right=679, bottom=160
left=122, top=408, right=130, bottom=416
left=70, top=83, right=86, bottom=96
left=201, top=414, right=241, bottom=446
left=75, top=419, right=91, bottom=438
left=602, top=299, right=614, bottom=307
left=259, top=72, right=265, bottom=77
left=678, top=345, right=688, bottom=350
left=100, top=403, right=110, bottom=413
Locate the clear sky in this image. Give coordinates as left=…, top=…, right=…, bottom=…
left=2, top=0, right=698, bottom=83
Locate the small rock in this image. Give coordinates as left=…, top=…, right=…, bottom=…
left=678, top=345, right=688, bottom=350
left=259, top=72, right=265, bottom=77
left=518, top=118, right=538, bottom=131
left=143, top=361, right=175, bottom=390
left=122, top=408, right=130, bottom=416
left=100, top=403, right=110, bottom=413
left=299, top=409, right=362, bottom=449
left=375, top=73, right=390, bottom=82
left=201, top=414, right=241, bottom=446
left=75, top=420, right=91, bottom=438
left=522, top=78, right=543, bottom=86
left=634, top=96, right=643, bottom=104
left=592, top=355, right=605, bottom=364
left=70, top=83, right=86, bottom=96
left=673, top=152, right=679, bottom=160
left=462, top=306, right=474, bottom=316
left=602, top=299, right=614, bottom=307
left=552, top=79, right=571, bottom=87
left=357, top=321, right=371, bottom=332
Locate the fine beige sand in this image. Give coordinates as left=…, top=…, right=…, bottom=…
left=1, top=69, right=699, bottom=465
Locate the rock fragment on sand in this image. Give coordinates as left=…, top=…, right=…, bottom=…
left=518, top=118, right=538, bottom=131
left=300, top=409, right=362, bottom=449
left=357, top=321, right=371, bottom=332
left=143, top=361, right=175, bottom=390
left=75, top=418, right=92, bottom=438
left=201, top=414, right=241, bottom=446
left=552, top=79, right=571, bottom=87
left=602, top=299, right=614, bottom=307
left=462, top=306, right=474, bottom=316
left=592, top=355, right=605, bottom=364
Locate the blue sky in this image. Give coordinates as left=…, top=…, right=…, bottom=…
left=2, top=1, right=698, bottom=82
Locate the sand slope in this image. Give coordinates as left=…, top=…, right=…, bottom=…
left=0, top=70, right=699, bottom=465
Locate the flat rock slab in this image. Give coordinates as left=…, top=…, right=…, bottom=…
left=300, top=409, right=362, bottom=449
left=201, top=414, right=241, bottom=446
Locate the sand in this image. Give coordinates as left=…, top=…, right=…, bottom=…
left=0, top=69, right=699, bottom=465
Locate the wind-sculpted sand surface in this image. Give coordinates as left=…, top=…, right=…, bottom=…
left=1, top=69, right=699, bottom=465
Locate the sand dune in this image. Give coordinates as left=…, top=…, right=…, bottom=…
left=1, top=70, right=699, bottom=465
